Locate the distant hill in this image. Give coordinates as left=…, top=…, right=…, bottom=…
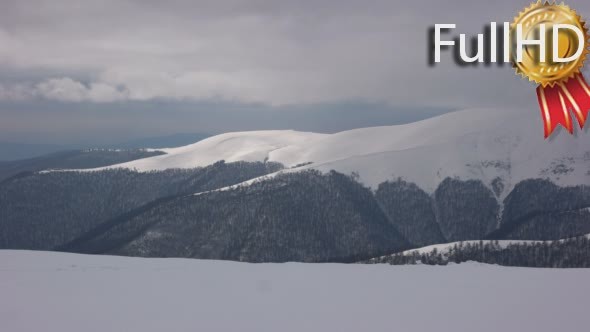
left=0, top=149, right=164, bottom=182
left=0, top=142, right=72, bottom=162
left=0, top=133, right=210, bottom=161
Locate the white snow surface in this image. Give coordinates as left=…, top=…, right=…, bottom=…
left=97, top=107, right=590, bottom=195
left=1, top=250, right=589, bottom=332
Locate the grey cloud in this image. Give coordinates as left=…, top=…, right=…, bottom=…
left=2, top=0, right=589, bottom=107
left=35, top=78, right=129, bottom=102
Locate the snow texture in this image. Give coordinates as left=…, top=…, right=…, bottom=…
left=1, top=250, right=589, bottom=332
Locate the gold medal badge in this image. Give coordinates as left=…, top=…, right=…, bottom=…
left=512, top=1, right=590, bottom=137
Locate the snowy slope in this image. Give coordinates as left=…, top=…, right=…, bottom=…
left=396, top=233, right=590, bottom=256
left=105, top=130, right=327, bottom=170
left=98, top=107, right=590, bottom=196
left=2, top=250, right=590, bottom=332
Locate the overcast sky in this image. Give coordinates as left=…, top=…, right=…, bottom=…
left=1, top=0, right=589, bottom=144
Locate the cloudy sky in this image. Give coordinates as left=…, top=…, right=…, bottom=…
left=1, top=0, right=589, bottom=145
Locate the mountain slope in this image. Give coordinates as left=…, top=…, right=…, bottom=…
left=62, top=170, right=409, bottom=262
left=58, top=170, right=590, bottom=262
left=0, top=161, right=283, bottom=250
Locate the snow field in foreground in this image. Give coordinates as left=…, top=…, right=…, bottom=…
left=1, top=250, right=589, bottom=332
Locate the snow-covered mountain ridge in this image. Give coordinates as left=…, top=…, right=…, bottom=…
left=99, top=107, right=590, bottom=196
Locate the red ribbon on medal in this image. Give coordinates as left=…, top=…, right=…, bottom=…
left=536, top=73, right=590, bottom=138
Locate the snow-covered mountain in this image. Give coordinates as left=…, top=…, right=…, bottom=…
left=3, top=108, right=589, bottom=261
left=100, top=107, right=590, bottom=197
